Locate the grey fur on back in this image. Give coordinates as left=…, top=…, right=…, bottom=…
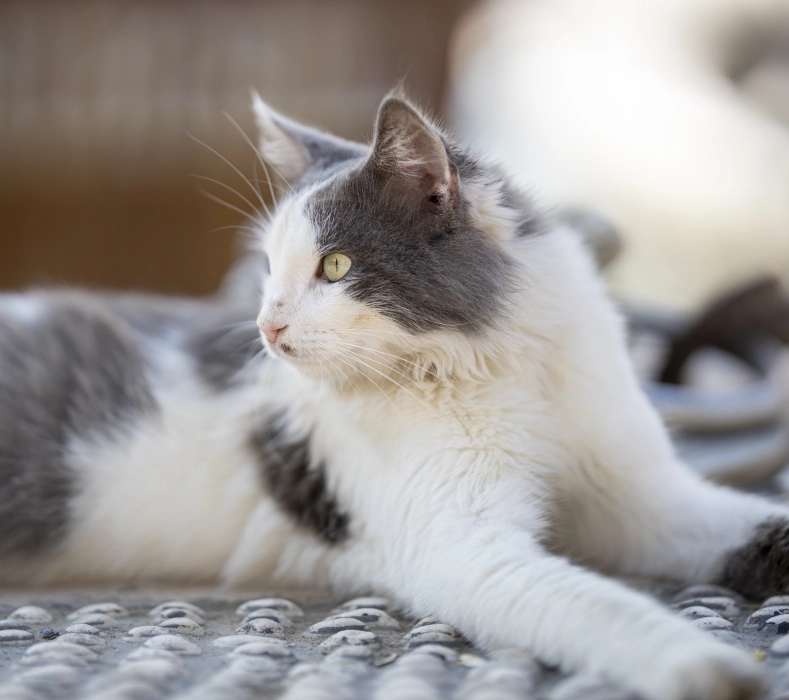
left=0, top=291, right=267, bottom=556
left=0, top=293, right=158, bottom=555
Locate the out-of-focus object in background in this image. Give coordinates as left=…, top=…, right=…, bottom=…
left=448, top=0, right=789, bottom=313
left=629, top=278, right=789, bottom=488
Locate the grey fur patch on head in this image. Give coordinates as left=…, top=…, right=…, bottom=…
left=718, top=517, right=789, bottom=599
left=0, top=292, right=158, bottom=556
left=304, top=95, right=518, bottom=334
left=250, top=419, right=349, bottom=544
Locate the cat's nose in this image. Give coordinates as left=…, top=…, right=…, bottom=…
left=260, top=323, right=287, bottom=345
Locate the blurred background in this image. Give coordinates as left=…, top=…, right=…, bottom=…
left=3, top=0, right=789, bottom=309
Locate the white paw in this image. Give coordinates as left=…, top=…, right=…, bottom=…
left=654, top=644, right=765, bottom=700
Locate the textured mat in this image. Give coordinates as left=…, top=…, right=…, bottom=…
left=2, top=584, right=789, bottom=699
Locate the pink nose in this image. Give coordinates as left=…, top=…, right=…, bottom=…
left=260, top=323, right=287, bottom=345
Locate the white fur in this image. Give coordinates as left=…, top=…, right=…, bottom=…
left=11, top=144, right=780, bottom=700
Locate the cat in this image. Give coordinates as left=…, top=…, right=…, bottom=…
left=1, top=90, right=787, bottom=700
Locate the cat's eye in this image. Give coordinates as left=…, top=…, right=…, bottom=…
left=323, top=253, right=352, bottom=282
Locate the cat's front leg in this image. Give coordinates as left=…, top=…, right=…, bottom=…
left=386, top=515, right=763, bottom=700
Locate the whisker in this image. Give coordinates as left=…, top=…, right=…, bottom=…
left=331, top=339, right=450, bottom=384
left=318, top=343, right=401, bottom=416
left=187, top=132, right=272, bottom=217
left=222, top=111, right=281, bottom=205
left=199, top=189, right=254, bottom=220
left=190, top=175, right=263, bottom=218
left=336, top=346, right=433, bottom=412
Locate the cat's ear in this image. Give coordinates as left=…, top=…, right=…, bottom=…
left=370, top=95, right=458, bottom=208
left=252, top=91, right=365, bottom=186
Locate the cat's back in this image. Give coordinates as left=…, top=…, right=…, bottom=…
left=0, top=290, right=268, bottom=582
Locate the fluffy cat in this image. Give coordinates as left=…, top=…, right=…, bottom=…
left=1, top=92, right=786, bottom=700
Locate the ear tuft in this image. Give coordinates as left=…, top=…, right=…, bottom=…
left=251, top=91, right=368, bottom=189
left=251, top=91, right=310, bottom=185
left=371, top=95, right=458, bottom=207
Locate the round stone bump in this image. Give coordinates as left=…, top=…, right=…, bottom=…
left=332, top=597, right=390, bottom=614
left=26, top=641, right=98, bottom=661
left=0, top=621, right=32, bottom=632
left=124, top=626, right=172, bottom=643
left=305, top=618, right=370, bottom=636
left=8, top=607, right=52, bottom=624
left=409, top=644, right=460, bottom=663
left=73, top=613, right=121, bottom=630
left=691, top=617, right=735, bottom=631
left=212, top=635, right=263, bottom=650
left=56, top=632, right=106, bottom=648
left=241, top=608, right=293, bottom=629
left=764, top=595, right=789, bottom=608
left=229, top=641, right=295, bottom=661
left=672, top=597, right=740, bottom=620
left=763, top=614, right=789, bottom=636
left=158, top=617, right=205, bottom=637
left=326, top=645, right=375, bottom=663
left=63, top=624, right=103, bottom=636
left=745, top=606, right=789, bottom=629
left=328, top=608, right=400, bottom=629
left=319, top=630, right=382, bottom=653
left=413, top=615, right=444, bottom=628
left=142, top=634, right=201, bottom=656
left=0, top=629, right=35, bottom=646
left=405, top=623, right=463, bottom=641
left=152, top=608, right=205, bottom=625
left=147, top=601, right=206, bottom=618
left=678, top=606, right=723, bottom=621
left=235, top=598, right=304, bottom=618
left=406, top=631, right=463, bottom=649
left=67, top=603, right=129, bottom=620
left=235, top=618, right=286, bottom=638
left=125, top=647, right=183, bottom=662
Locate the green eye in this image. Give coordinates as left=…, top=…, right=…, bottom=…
left=323, top=253, right=352, bottom=282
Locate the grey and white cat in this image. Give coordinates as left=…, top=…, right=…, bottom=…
left=1, top=92, right=786, bottom=699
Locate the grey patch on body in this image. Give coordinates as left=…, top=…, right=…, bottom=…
left=0, top=293, right=158, bottom=555
left=719, top=517, right=789, bottom=599
left=251, top=419, right=349, bottom=543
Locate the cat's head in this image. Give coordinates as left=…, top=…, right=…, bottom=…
left=253, top=91, right=535, bottom=386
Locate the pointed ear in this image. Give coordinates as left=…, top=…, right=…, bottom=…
left=252, top=91, right=366, bottom=187
left=371, top=96, right=458, bottom=208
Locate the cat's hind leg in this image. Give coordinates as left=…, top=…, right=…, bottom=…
left=556, top=453, right=789, bottom=600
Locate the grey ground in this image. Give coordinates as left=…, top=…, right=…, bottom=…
left=2, top=583, right=789, bottom=699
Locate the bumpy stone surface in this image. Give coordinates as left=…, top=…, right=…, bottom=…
left=0, top=584, right=786, bottom=698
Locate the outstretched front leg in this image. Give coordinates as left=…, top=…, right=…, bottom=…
left=359, top=492, right=763, bottom=700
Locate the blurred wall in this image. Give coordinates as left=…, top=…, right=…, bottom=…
left=0, top=0, right=470, bottom=296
